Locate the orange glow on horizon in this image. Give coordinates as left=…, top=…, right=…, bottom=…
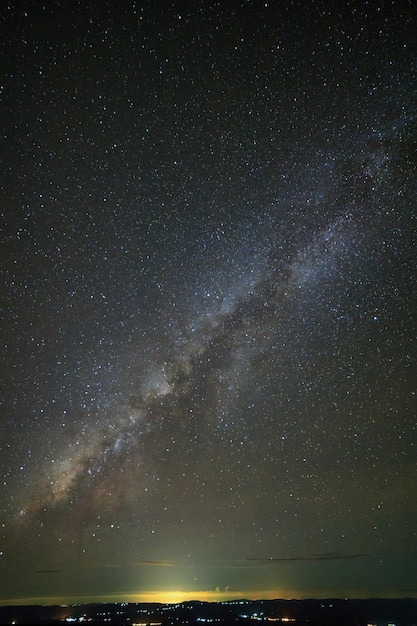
left=4, top=585, right=410, bottom=607
left=0, top=588, right=299, bottom=607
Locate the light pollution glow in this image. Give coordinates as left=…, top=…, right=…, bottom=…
left=4, top=584, right=406, bottom=607
left=0, top=588, right=303, bottom=607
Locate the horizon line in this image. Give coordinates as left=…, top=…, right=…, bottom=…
left=2, top=589, right=416, bottom=607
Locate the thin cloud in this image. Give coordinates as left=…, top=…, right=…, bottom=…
left=73, top=559, right=182, bottom=571
left=198, top=553, right=369, bottom=570
left=135, top=560, right=180, bottom=567
left=246, top=552, right=368, bottom=564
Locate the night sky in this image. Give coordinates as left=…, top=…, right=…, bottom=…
left=1, top=0, right=417, bottom=606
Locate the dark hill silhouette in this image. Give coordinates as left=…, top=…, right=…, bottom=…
left=0, top=598, right=416, bottom=625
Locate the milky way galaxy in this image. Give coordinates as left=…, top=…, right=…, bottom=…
left=1, top=0, right=416, bottom=605
left=20, top=213, right=361, bottom=520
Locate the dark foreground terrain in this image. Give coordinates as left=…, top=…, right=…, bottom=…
left=0, top=598, right=416, bottom=625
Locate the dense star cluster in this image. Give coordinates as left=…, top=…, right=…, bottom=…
left=1, top=0, right=416, bottom=605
